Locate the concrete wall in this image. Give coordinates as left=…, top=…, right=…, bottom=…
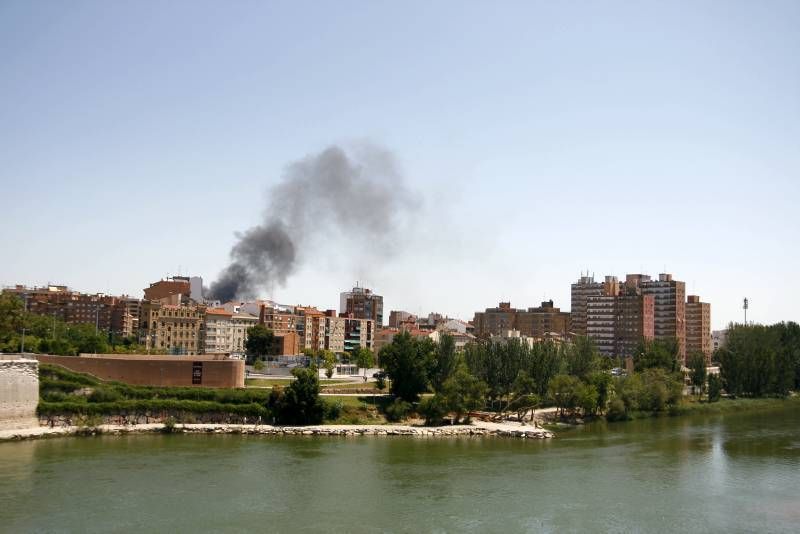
left=0, top=355, right=39, bottom=429
left=38, top=354, right=244, bottom=388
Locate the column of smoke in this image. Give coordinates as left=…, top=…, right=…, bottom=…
left=208, top=144, right=418, bottom=302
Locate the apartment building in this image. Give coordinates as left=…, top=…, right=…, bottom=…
left=686, top=295, right=712, bottom=363
left=204, top=308, right=233, bottom=354
left=473, top=301, right=570, bottom=339
left=388, top=310, right=415, bottom=328
left=111, top=297, right=141, bottom=338
left=323, top=310, right=346, bottom=353
left=340, top=284, right=383, bottom=326
left=139, top=301, right=206, bottom=355
left=570, top=275, right=605, bottom=336
left=582, top=274, right=657, bottom=359
left=640, top=273, right=687, bottom=363
left=473, top=302, right=519, bottom=338
left=342, top=315, right=374, bottom=353
left=614, top=293, right=655, bottom=359
left=3, top=284, right=132, bottom=335
left=259, top=304, right=298, bottom=337
left=295, top=306, right=326, bottom=352
left=231, top=313, right=258, bottom=358
left=586, top=294, right=617, bottom=357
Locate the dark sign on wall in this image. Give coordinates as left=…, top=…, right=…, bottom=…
left=192, top=362, right=203, bottom=385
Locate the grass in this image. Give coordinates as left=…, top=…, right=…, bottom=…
left=323, top=395, right=394, bottom=425
left=673, top=395, right=800, bottom=416
left=245, top=378, right=296, bottom=388
left=246, top=378, right=357, bottom=388
left=320, top=381, right=388, bottom=391
left=322, top=395, right=382, bottom=408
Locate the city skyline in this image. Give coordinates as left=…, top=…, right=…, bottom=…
left=6, top=269, right=726, bottom=331
left=2, top=1, right=798, bottom=330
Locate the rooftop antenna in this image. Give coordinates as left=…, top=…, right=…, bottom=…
left=743, top=297, right=749, bottom=325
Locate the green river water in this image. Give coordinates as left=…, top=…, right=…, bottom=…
left=1, top=405, right=799, bottom=533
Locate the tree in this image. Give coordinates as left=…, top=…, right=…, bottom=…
left=587, top=371, right=615, bottom=414
left=576, top=383, right=599, bottom=416
left=440, top=363, right=488, bottom=423
left=718, top=323, right=794, bottom=397
left=245, top=324, right=277, bottom=364
left=707, top=373, right=722, bottom=402
left=547, top=374, right=582, bottom=417
left=354, top=347, right=375, bottom=379
left=379, top=331, right=435, bottom=402
left=688, top=351, right=707, bottom=399
left=429, top=333, right=459, bottom=392
left=635, top=338, right=680, bottom=373
left=508, top=372, right=539, bottom=423
left=418, top=395, right=447, bottom=426
left=273, top=367, right=325, bottom=425
left=618, top=369, right=682, bottom=414
left=320, top=350, right=336, bottom=379
left=0, top=293, right=25, bottom=341
left=375, top=371, right=387, bottom=392
left=565, top=336, right=600, bottom=378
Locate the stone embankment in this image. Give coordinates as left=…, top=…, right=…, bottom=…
left=0, top=422, right=553, bottom=442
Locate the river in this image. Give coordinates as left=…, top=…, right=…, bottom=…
left=1, top=405, right=799, bottom=532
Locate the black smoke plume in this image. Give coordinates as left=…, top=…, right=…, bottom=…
left=208, top=144, right=417, bottom=302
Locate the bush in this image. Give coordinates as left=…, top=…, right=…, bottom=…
left=324, top=399, right=343, bottom=421
left=383, top=399, right=411, bottom=422
left=375, top=372, right=387, bottom=391
left=41, top=390, right=69, bottom=402
left=708, top=374, right=722, bottom=402
left=162, top=417, right=179, bottom=433
left=418, top=396, right=447, bottom=426
left=75, top=414, right=104, bottom=428
left=606, top=398, right=628, bottom=421
left=88, top=388, right=122, bottom=403
left=273, top=368, right=325, bottom=425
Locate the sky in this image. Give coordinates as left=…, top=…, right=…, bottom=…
left=1, top=1, right=798, bottom=329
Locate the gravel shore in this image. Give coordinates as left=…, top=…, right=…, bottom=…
left=0, top=421, right=554, bottom=442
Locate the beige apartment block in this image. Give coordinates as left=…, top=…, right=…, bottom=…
left=686, top=295, right=712, bottom=363
left=641, top=273, right=687, bottom=364
left=139, top=301, right=206, bottom=355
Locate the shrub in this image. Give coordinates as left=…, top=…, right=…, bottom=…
left=383, top=399, right=411, bottom=422
left=162, top=417, right=179, bottom=433
left=324, top=399, right=343, bottom=421
left=75, top=414, right=104, bottom=428
left=606, top=398, right=628, bottom=421
left=273, top=368, right=325, bottom=425
left=708, top=374, right=722, bottom=402
left=375, top=372, right=387, bottom=391
left=418, top=396, right=447, bottom=426
left=88, top=388, right=122, bottom=403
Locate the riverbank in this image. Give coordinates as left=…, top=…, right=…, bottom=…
left=674, top=395, right=800, bottom=415
left=609, top=394, right=800, bottom=422
left=0, top=420, right=554, bottom=442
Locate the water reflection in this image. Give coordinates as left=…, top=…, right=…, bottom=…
left=0, top=407, right=798, bottom=533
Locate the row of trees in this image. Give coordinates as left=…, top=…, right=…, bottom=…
left=716, top=322, right=800, bottom=397
left=0, top=293, right=150, bottom=355
left=379, top=331, right=690, bottom=423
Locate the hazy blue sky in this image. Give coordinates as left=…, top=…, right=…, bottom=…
left=1, top=1, right=798, bottom=329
